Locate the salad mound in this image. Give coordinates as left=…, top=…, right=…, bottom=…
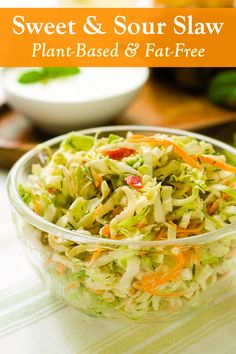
left=20, top=132, right=236, bottom=241
left=18, top=131, right=236, bottom=319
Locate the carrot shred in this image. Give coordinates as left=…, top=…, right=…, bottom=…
left=155, top=229, right=168, bottom=240
left=64, top=282, right=79, bottom=292
left=176, top=223, right=204, bottom=237
left=223, top=193, right=231, bottom=200
left=34, top=200, right=41, bottom=215
left=155, top=223, right=203, bottom=240
left=56, top=263, right=65, bottom=276
left=112, top=206, right=122, bottom=217
left=193, top=246, right=200, bottom=264
left=133, top=252, right=184, bottom=295
left=93, top=204, right=103, bottom=221
left=91, top=170, right=103, bottom=188
left=226, top=249, right=236, bottom=258
left=183, top=246, right=200, bottom=267
left=115, top=235, right=125, bottom=240
left=194, top=155, right=236, bottom=174
left=89, top=248, right=103, bottom=265
left=44, top=256, right=52, bottom=266
left=207, top=199, right=221, bottom=215
left=127, top=135, right=202, bottom=170
left=183, top=250, right=192, bottom=268
left=89, top=288, right=105, bottom=295
left=47, top=187, right=58, bottom=194
left=136, top=222, right=147, bottom=229
left=100, top=224, right=110, bottom=238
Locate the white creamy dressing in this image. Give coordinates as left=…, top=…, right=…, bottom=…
left=3, top=68, right=148, bottom=102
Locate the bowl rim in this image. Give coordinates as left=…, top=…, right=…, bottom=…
left=2, top=67, right=149, bottom=104
left=7, top=125, right=236, bottom=246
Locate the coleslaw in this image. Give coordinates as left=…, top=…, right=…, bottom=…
left=18, top=131, right=236, bottom=319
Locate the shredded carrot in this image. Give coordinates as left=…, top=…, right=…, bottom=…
left=100, top=224, right=110, bottom=238
left=56, top=263, right=65, bottom=276
left=93, top=204, right=103, bottom=221
left=155, top=229, right=168, bottom=240
left=89, top=288, right=105, bottom=295
left=226, top=249, right=236, bottom=258
left=129, top=134, right=147, bottom=140
left=207, top=199, right=221, bottom=215
left=127, top=135, right=202, bottom=170
left=112, top=206, right=122, bottom=217
left=193, top=246, right=200, bottom=264
left=208, top=189, right=233, bottom=215
left=183, top=246, right=200, bottom=267
left=169, top=220, right=177, bottom=227
left=91, top=170, right=103, bottom=188
left=44, top=256, right=52, bottom=266
left=34, top=200, right=41, bottom=215
left=47, top=187, right=58, bottom=194
left=133, top=252, right=184, bottom=295
left=136, top=222, right=147, bottom=229
left=155, top=223, right=203, bottom=240
left=115, top=234, right=125, bottom=240
left=222, top=193, right=231, bottom=200
left=64, top=282, right=79, bottom=292
left=224, top=181, right=235, bottom=187
left=89, top=248, right=103, bottom=265
left=176, top=223, right=204, bottom=237
left=194, top=155, right=236, bottom=174
left=183, top=250, right=192, bottom=268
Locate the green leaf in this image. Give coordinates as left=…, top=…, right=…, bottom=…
left=41, top=67, right=80, bottom=79
left=18, top=70, right=45, bottom=84
left=18, top=67, right=80, bottom=84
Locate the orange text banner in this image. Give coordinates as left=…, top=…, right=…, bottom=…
left=0, top=8, right=235, bottom=66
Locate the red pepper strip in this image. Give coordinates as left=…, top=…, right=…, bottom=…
left=104, top=147, right=135, bottom=160
left=125, top=175, right=143, bottom=189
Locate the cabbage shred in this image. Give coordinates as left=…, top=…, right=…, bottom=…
left=19, top=132, right=236, bottom=320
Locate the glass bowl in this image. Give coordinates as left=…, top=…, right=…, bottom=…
left=7, top=126, right=236, bottom=322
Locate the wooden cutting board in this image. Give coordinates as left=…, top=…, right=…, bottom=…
left=1, top=78, right=236, bottom=168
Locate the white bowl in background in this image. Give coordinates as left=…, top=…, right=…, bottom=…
left=2, top=67, right=149, bottom=134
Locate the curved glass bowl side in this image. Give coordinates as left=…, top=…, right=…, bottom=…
left=7, top=126, right=236, bottom=321
left=12, top=207, right=236, bottom=321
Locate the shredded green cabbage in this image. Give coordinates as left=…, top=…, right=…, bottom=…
left=19, top=131, right=236, bottom=320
